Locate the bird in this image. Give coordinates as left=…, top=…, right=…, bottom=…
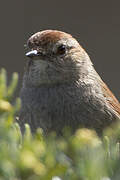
left=19, top=30, right=120, bottom=136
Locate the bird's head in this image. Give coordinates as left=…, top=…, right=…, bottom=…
left=25, top=30, right=92, bottom=87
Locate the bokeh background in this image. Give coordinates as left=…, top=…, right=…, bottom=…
left=0, top=1, right=119, bottom=99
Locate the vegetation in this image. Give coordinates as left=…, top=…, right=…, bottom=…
left=0, top=69, right=120, bottom=180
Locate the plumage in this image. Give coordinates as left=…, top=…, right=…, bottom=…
left=19, top=30, right=120, bottom=135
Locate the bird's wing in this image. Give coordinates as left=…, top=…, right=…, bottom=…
left=101, top=81, right=120, bottom=116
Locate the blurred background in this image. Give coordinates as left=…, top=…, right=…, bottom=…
left=0, top=1, right=119, bottom=99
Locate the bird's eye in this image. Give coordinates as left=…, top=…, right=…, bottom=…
left=57, top=45, right=66, bottom=55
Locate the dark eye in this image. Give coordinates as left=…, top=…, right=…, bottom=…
left=57, top=45, right=66, bottom=55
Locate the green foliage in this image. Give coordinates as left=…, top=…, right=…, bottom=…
left=0, top=69, right=120, bottom=180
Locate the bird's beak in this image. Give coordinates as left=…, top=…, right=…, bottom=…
left=26, top=50, right=38, bottom=58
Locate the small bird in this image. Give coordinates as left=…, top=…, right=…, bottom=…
left=19, top=30, right=120, bottom=135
